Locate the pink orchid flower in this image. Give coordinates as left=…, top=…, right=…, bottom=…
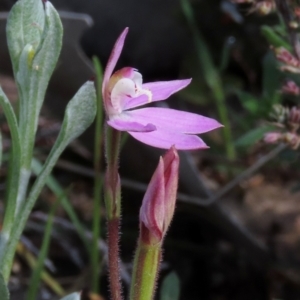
left=139, top=146, right=179, bottom=245
left=102, top=27, right=222, bottom=150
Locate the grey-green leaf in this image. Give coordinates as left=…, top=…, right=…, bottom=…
left=29, top=1, right=63, bottom=116
left=0, top=82, right=96, bottom=286
left=160, top=272, right=180, bottom=300
left=60, top=292, right=81, bottom=300
left=6, top=0, right=45, bottom=74
left=0, top=272, right=9, bottom=300
left=17, top=0, right=63, bottom=135
left=59, top=81, right=97, bottom=146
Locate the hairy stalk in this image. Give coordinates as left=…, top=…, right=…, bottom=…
left=104, top=126, right=123, bottom=300
left=107, top=218, right=123, bottom=300
left=129, top=240, right=161, bottom=300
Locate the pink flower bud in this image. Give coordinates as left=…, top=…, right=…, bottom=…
left=289, top=106, right=300, bottom=124
left=274, top=47, right=300, bottom=73
left=263, top=132, right=282, bottom=144
left=139, top=146, right=179, bottom=245
left=281, top=81, right=300, bottom=95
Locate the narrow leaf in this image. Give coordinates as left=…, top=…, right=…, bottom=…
left=261, top=25, right=291, bottom=50
left=235, top=125, right=275, bottom=147
left=262, top=52, right=283, bottom=99
left=0, top=87, right=21, bottom=236
left=91, top=56, right=104, bottom=293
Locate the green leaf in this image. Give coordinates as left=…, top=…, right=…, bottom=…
left=235, top=125, right=275, bottom=147
left=0, top=82, right=96, bottom=281
left=58, top=81, right=97, bottom=146
left=17, top=1, right=63, bottom=169
left=0, top=87, right=21, bottom=237
left=160, top=272, right=180, bottom=300
left=236, top=91, right=260, bottom=115
left=180, top=0, right=235, bottom=160
left=261, top=25, right=291, bottom=50
left=262, top=52, right=283, bottom=99
left=91, top=56, right=104, bottom=293
left=6, top=0, right=45, bottom=75
left=0, top=272, right=9, bottom=300
left=60, top=292, right=81, bottom=300
left=27, top=1, right=63, bottom=117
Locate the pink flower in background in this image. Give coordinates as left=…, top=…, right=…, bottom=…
left=139, top=146, right=179, bottom=245
left=281, top=80, right=300, bottom=95
left=102, top=27, right=222, bottom=150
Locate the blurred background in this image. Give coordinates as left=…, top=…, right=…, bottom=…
left=1, top=0, right=300, bottom=299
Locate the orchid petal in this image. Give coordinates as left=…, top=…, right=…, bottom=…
left=102, top=28, right=129, bottom=94
left=129, top=129, right=208, bottom=150
left=122, top=79, right=192, bottom=110
left=125, top=108, right=223, bottom=134
left=123, top=94, right=149, bottom=110
left=143, top=79, right=192, bottom=102
left=107, top=119, right=156, bottom=132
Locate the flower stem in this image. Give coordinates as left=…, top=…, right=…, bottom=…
left=104, top=125, right=123, bottom=299
left=129, top=240, right=161, bottom=300
left=107, top=218, right=122, bottom=300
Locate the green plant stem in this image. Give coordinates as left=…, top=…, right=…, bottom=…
left=180, top=0, right=235, bottom=160
left=129, top=241, right=161, bottom=300
left=91, top=56, right=104, bottom=293
left=104, top=126, right=123, bottom=300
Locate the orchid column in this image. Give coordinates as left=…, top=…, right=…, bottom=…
left=101, top=27, right=222, bottom=300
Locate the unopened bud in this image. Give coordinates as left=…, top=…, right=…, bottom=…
left=264, top=132, right=282, bottom=144
left=283, top=132, right=300, bottom=149
left=269, top=104, right=289, bottom=124
left=289, top=21, right=299, bottom=29
left=289, top=106, right=300, bottom=125
left=254, top=1, right=275, bottom=15
left=294, top=7, right=300, bottom=17
left=274, top=47, right=300, bottom=73
left=139, top=146, right=179, bottom=245
left=281, top=81, right=300, bottom=95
